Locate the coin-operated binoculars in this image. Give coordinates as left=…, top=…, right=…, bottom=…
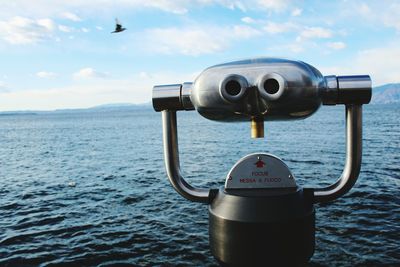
left=152, top=58, right=371, bottom=266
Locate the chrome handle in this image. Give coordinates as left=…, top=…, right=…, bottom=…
left=153, top=83, right=194, bottom=112
left=322, top=75, right=372, bottom=105
left=162, top=110, right=212, bottom=203
left=313, top=105, right=362, bottom=203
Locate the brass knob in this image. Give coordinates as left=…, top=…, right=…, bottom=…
left=251, top=118, right=264, bottom=138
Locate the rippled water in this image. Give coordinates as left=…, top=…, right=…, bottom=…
left=0, top=105, right=399, bottom=266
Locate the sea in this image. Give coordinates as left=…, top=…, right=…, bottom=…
left=0, top=104, right=399, bottom=266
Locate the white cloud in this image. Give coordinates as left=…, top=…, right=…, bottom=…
left=0, top=0, right=294, bottom=19
left=359, top=3, right=372, bottom=16
left=320, top=43, right=400, bottom=85
left=232, top=25, right=261, bottom=38
left=291, top=8, right=302, bottom=16
left=143, top=24, right=261, bottom=56
left=326, top=41, right=346, bottom=50
left=296, top=26, right=332, bottom=41
left=381, top=2, right=400, bottom=31
left=263, top=21, right=297, bottom=34
left=287, top=43, right=304, bottom=53
left=142, top=1, right=189, bottom=14
left=352, top=45, right=400, bottom=85
left=73, top=68, right=108, bottom=79
left=341, top=1, right=400, bottom=32
left=0, top=71, right=197, bottom=111
left=61, top=12, right=82, bottom=22
left=96, top=26, right=103, bottom=31
left=0, top=81, right=8, bottom=92
left=139, top=71, right=152, bottom=79
left=37, top=18, right=55, bottom=31
left=81, top=27, right=90, bottom=33
left=268, top=43, right=304, bottom=53
left=241, top=17, right=256, bottom=24
left=58, top=25, right=73, bottom=32
left=0, top=82, right=139, bottom=111
left=144, top=27, right=224, bottom=55
left=0, top=16, right=55, bottom=44
left=256, top=0, right=290, bottom=11
left=36, top=71, right=57, bottom=78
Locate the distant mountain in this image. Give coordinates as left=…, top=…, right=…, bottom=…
left=52, top=102, right=152, bottom=113
left=372, top=83, right=400, bottom=104
left=0, top=111, right=38, bottom=116
left=0, top=102, right=152, bottom=115
left=1, top=84, right=398, bottom=115
left=88, top=102, right=151, bottom=110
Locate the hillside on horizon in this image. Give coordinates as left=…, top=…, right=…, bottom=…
left=86, top=83, right=400, bottom=107
left=0, top=84, right=398, bottom=115
left=372, top=83, right=400, bottom=104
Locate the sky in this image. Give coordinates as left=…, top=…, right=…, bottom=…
left=0, top=0, right=399, bottom=111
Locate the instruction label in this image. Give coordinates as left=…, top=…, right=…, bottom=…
left=225, top=153, right=296, bottom=189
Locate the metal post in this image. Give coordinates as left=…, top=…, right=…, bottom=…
left=313, top=105, right=362, bottom=203
left=162, top=110, right=211, bottom=203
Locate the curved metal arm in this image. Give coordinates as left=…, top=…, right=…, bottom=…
left=162, top=110, right=212, bottom=203
left=313, top=105, right=362, bottom=203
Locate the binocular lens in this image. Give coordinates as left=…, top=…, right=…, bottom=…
left=226, top=80, right=242, bottom=96
left=219, top=74, right=248, bottom=103
left=263, top=79, right=280, bottom=95
left=257, top=73, right=286, bottom=101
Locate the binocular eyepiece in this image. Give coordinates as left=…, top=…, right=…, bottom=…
left=153, top=57, right=371, bottom=138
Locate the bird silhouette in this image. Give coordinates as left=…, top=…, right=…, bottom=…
left=111, top=18, right=126, bottom=33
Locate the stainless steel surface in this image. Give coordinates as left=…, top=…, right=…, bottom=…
left=162, top=110, right=210, bottom=203
left=224, top=153, right=297, bottom=189
left=181, top=82, right=195, bottom=110
left=338, top=75, right=371, bottom=89
left=152, top=58, right=371, bottom=115
left=337, top=75, right=372, bottom=104
left=322, top=75, right=338, bottom=105
left=321, top=75, right=371, bottom=105
left=313, top=105, right=362, bottom=203
left=153, top=84, right=182, bottom=111
left=190, top=57, right=325, bottom=122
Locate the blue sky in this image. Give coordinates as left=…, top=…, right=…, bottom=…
left=0, top=0, right=399, bottom=111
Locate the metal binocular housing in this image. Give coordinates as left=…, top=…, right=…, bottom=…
left=152, top=57, right=372, bottom=266
left=154, top=58, right=371, bottom=112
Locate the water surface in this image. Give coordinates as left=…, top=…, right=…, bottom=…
left=0, top=105, right=399, bottom=266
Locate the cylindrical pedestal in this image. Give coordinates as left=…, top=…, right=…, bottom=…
left=209, top=188, right=315, bottom=266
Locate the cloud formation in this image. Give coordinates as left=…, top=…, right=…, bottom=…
left=58, top=25, right=73, bottom=32
left=0, top=16, right=55, bottom=44
left=291, top=8, right=302, bottom=17
left=326, top=41, right=346, bottom=50
left=353, top=44, right=400, bottom=85
left=1, top=0, right=400, bottom=111
left=0, top=70, right=197, bottom=111
left=0, top=81, right=8, bottom=92
left=263, top=21, right=297, bottom=34
left=296, top=27, right=332, bottom=41
left=256, top=0, right=290, bottom=11
left=61, top=12, right=82, bottom=22
left=241, top=17, right=256, bottom=24
left=73, top=68, right=109, bottom=79
left=0, top=0, right=295, bottom=18
left=36, top=71, right=57, bottom=78
left=143, top=24, right=261, bottom=56
left=320, top=43, right=400, bottom=85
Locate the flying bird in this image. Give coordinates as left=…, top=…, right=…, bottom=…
left=111, top=18, right=126, bottom=33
